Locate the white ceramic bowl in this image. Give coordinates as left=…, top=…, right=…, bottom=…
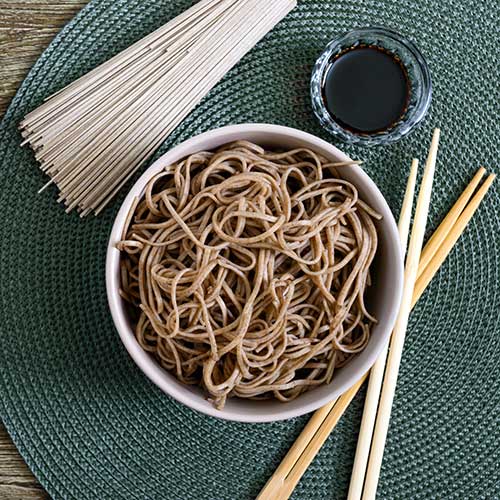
left=106, top=124, right=403, bottom=423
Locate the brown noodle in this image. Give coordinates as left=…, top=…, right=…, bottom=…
left=118, top=141, right=380, bottom=409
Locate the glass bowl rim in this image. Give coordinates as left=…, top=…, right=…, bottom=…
left=311, top=26, right=432, bottom=146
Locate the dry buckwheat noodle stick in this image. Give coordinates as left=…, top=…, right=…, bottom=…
left=117, top=142, right=380, bottom=409
left=19, top=0, right=297, bottom=216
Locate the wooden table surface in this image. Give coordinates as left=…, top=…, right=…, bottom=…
left=0, top=3, right=86, bottom=497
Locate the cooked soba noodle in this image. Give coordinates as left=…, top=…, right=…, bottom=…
left=118, top=141, right=380, bottom=409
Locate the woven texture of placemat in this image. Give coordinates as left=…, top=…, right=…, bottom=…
left=0, top=1, right=499, bottom=499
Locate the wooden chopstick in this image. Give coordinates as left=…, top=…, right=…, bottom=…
left=360, top=129, right=440, bottom=499
left=397, top=159, right=421, bottom=257
left=257, top=141, right=496, bottom=500
left=347, top=164, right=489, bottom=500
left=256, top=398, right=340, bottom=499
left=412, top=171, right=496, bottom=307
left=417, top=166, right=486, bottom=276
left=346, top=158, right=419, bottom=500
left=257, top=374, right=369, bottom=500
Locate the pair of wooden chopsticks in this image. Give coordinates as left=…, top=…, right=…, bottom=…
left=350, top=129, right=439, bottom=499
left=257, top=129, right=496, bottom=500
left=349, top=143, right=496, bottom=500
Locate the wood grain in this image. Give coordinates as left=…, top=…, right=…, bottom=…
left=0, top=0, right=87, bottom=115
left=0, top=3, right=87, bottom=497
left=0, top=426, right=49, bottom=499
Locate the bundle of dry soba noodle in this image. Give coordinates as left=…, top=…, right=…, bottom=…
left=118, top=141, right=380, bottom=409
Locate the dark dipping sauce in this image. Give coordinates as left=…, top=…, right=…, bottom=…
left=322, top=45, right=410, bottom=134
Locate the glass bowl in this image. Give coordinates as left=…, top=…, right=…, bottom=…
left=311, top=27, right=432, bottom=146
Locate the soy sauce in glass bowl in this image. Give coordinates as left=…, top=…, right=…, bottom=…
left=311, top=27, right=432, bottom=146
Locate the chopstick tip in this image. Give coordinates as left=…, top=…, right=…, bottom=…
left=431, top=128, right=441, bottom=145
left=409, top=158, right=419, bottom=176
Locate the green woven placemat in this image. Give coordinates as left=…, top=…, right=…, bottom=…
left=0, top=1, right=499, bottom=498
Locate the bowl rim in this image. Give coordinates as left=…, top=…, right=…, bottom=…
left=106, top=123, right=404, bottom=423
